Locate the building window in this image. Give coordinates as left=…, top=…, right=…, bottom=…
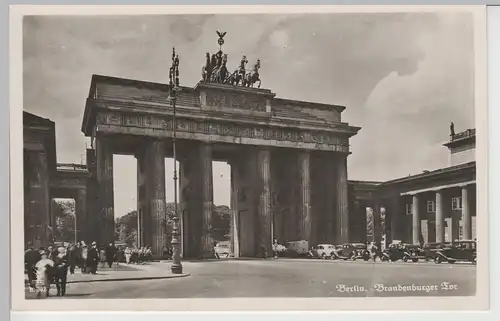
left=452, top=197, right=462, bottom=210
left=427, top=200, right=436, bottom=213
left=405, top=203, right=412, bottom=215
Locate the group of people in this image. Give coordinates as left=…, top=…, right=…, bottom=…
left=24, top=240, right=120, bottom=299
left=123, top=246, right=154, bottom=264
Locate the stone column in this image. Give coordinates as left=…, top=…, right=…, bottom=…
left=257, top=149, right=272, bottom=256
left=96, top=136, right=114, bottom=245
left=462, top=186, right=472, bottom=240
left=351, top=199, right=361, bottom=243
left=143, top=139, right=167, bottom=257
left=435, top=190, right=445, bottom=243
left=230, top=161, right=240, bottom=257
left=389, top=197, right=400, bottom=242
left=297, top=151, right=311, bottom=242
left=179, top=144, right=202, bottom=259
left=136, top=150, right=146, bottom=248
left=199, top=142, right=214, bottom=258
left=412, top=194, right=420, bottom=245
left=372, top=200, right=382, bottom=248
left=26, top=150, right=51, bottom=247
left=336, top=154, right=349, bottom=244
left=359, top=201, right=368, bottom=243
left=75, top=188, right=87, bottom=243
left=235, top=153, right=258, bottom=257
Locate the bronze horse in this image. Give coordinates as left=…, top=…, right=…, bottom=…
left=211, top=54, right=229, bottom=83
left=244, top=59, right=261, bottom=88
left=201, top=52, right=212, bottom=82
left=231, top=55, right=248, bottom=86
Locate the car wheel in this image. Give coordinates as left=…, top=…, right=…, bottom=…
left=321, top=253, right=326, bottom=259
left=350, top=253, right=356, bottom=261
left=434, top=256, right=442, bottom=264
left=412, top=258, right=418, bottom=263
left=403, top=256, right=409, bottom=262
left=447, top=260, right=455, bottom=264
left=381, top=256, right=388, bottom=262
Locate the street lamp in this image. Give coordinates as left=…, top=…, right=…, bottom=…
left=168, top=47, right=183, bottom=274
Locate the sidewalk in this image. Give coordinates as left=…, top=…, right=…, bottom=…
left=25, top=262, right=190, bottom=285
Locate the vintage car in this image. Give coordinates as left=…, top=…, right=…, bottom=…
left=311, top=244, right=336, bottom=259
left=214, top=241, right=232, bottom=258
left=332, top=243, right=367, bottom=261
left=351, top=243, right=371, bottom=261
left=422, top=242, right=450, bottom=261
left=284, top=240, right=309, bottom=258
left=434, top=240, right=477, bottom=264
left=381, top=243, right=424, bottom=262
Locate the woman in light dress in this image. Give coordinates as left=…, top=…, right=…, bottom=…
left=124, top=247, right=132, bottom=264
left=34, top=250, right=54, bottom=299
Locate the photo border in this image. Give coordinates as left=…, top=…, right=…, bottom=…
left=8, top=3, right=489, bottom=313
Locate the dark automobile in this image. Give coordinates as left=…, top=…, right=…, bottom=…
left=422, top=242, right=450, bottom=261
left=434, top=240, right=477, bottom=264
left=381, top=243, right=423, bottom=262
left=381, top=243, right=404, bottom=262
left=351, top=243, right=371, bottom=261
left=332, top=243, right=369, bottom=261
left=404, top=244, right=425, bottom=262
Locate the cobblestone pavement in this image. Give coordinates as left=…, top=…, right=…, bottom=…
left=25, top=258, right=476, bottom=299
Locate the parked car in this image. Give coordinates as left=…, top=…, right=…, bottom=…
left=434, top=240, right=477, bottom=264
left=381, top=243, right=423, bottom=262
left=351, top=243, right=371, bottom=261
left=381, top=243, right=405, bottom=262
left=312, top=244, right=336, bottom=259
left=214, top=241, right=232, bottom=258
left=422, top=242, right=450, bottom=261
left=284, top=240, right=309, bottom=258
left=331, top=243, right=359, bottom=261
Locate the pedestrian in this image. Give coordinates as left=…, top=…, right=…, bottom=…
left=272, top=239, right=279, bottom=259
left=25, top=243, right=41, bottom=290
left=67, top=245, right=78, bottom=275
left=115, top=246, right=124, bottom=267
left=80, top=244, right=88, bottom=274
left=105, top=241, right=117, bottom=268
left=88, top=242, right=99, bottom=274
left=124, top=246, right=131, bottom=264
left=47, top=245, right=58, bottom=261
left=53, top=246, right=69, bottom=297
left=99, top=248, right=106, bottom=268
left=34, top=250, right=54, bottom=299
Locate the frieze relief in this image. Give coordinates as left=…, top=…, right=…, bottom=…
left=205, top=90, right=266, bottom=112
left=98, top=111, right=350, bottom=149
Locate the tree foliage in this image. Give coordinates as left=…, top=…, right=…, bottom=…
left=52, top=199, right=76, bottom=242
left=114, top=203, right=232, bottom=245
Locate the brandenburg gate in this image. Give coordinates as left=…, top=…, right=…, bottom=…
left=81, top=35, right=360, bottom=258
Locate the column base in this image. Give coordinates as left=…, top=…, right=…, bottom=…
left=170, top=264, right=183, bottom=274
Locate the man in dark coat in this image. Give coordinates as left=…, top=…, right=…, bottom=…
left=67, top=245, right=79, bottom=275
left=24, top=242, right=40, bottom=289
left=105, top=241, right=117, bottom=268
left=88, top=241, right=99, bottom=274
left=53, top=247, right=69, bottom=296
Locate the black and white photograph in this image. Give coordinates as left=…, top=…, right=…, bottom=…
left=10, top=5, right=488, bottom=310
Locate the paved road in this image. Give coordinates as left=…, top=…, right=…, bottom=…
left=40, top=259, right=476, bottom=298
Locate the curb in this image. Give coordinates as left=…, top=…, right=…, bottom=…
left=66, top=273, right=191, bottom=284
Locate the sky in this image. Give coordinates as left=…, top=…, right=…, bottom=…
left=23, top=12, right=475, bottom=217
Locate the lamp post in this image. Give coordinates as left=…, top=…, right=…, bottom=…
left=168, top=47, right=183, bottom=274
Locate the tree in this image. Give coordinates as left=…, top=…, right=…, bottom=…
left=113, top=203, right=232, bottom=245
left=51, top=199, right=76, bottom=242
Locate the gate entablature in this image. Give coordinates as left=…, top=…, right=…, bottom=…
left=81, top=75, right=360, bottom=153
